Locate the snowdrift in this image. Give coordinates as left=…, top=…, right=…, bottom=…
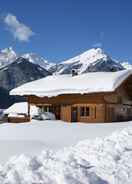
left=1, top=127, right=132, bottom=183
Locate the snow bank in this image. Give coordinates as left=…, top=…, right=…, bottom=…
left=1, top=127, right=132, bottom=183
left=4, top=102, right=38, bottom=117
left=10, top=70, right=132, bottom=97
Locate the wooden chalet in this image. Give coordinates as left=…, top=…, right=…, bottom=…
left=10, top=70, right=132, bottom=123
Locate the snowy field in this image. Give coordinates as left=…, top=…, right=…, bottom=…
left=0, top=120, right=131, bottom=164
left=0, top=120, right=132, bottom=183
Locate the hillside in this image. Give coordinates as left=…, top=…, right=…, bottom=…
left=0, top=57, right=51, bottom=108
left=0, top=57, right=50, bottom=90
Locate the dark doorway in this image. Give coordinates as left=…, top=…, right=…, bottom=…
left=71, top=107, right=78, bottom=122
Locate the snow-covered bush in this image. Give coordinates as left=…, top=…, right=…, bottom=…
left=34, top=112, right=56, bottom=121
left=41, top=112, right=56, bottom=120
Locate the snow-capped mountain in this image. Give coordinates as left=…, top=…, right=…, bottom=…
left=0, top=57, right=51, bottom=108
left=0, top=47, right=129, bottom=74
left=0, top=47, right=17, bottom=68
left=22, top=53, right=54, bottom=70
left=0, top=47, right=53, bottom=70
left=52, top=48, right=124, bottom=74
left=0, top=57, right=51, bottom=91
left=121, top=62, right=132, bottom=70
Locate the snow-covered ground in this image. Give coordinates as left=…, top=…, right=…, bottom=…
left=0, top=121, right=132, bottom=183
left=0, top=120, right=131, bottom=165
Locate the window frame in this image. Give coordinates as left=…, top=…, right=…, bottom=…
left=80, top=106, right=90, bottom=117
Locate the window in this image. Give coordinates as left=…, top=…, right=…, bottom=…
left=80, top=107, right=85, bottom=116
left=40, top=106, right=53, bottom=113
left=80, top=106, right=90, bottom=117
left=86, top=107, right=90, bottom=116
left=49, top=106, right=53, bottom=112
left=43, top=106, right=48, bottom=112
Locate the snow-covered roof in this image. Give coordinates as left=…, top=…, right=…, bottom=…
left=10, top=70, right=132, bottom=97
left=4, top=102, right=38, bottom=116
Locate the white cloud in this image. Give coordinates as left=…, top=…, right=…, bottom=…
left=4, top=14, right=34, bottom=42
left=93, top=42, right=102, bottom=48
left=92, top=32, right=104, bottom=48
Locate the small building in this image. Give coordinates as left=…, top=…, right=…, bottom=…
left=10, top=70, right=132, bottom=123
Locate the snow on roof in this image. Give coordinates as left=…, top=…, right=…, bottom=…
left=10, top=70, right=132, bottom=97
left=4, top=102, right=38, bottom=116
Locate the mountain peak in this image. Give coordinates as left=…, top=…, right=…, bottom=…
left=0, top=47, right=17, bottom=68
left=0, top=47, right=130, bottom=75
left=56, top=48, right=124, bottom=74
left=79, top=47, right=107, bottom=61
left=22, top=52, right=53, bottom=70
left=62, top=48, right=107, bottom=65
left=0, top=48, right=53, bottom=70
left=1, top=47, right=16, bottom=55
left=83, top=47, right=104, bottom=55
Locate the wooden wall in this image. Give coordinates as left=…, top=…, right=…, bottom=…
left=27, top=93, right=105, bottom=105
left=61, top=105, right=71, bottom=122
left=8, top=116, right=31, bottom=123
left=26, top=80, right=132, bottom=123
left=72, top=104, right=105, bottom=123
left=106, top=104, right=132, bottom=122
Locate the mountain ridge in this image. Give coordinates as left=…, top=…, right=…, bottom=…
left=0, top=47, right=131, bottom=72
left=50, top=48, right=125, bottom=74
left=0, top=57, right=51, bottom=108
left=0, top=47, right=131, bottom=73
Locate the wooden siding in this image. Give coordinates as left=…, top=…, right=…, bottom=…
left=72, top=104, right=105, bottom=123
left=61, top=105, right=71, bottom=122
left=28, top=93, right=105, bottom=105
left=8, top=116, right=31, bottom=123
left=106, top=104, right=132, bottom=122
left=104, top=94, right=119, bottom=104
left=119, top=75, right=132, bottom=100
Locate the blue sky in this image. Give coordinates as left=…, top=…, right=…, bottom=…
left=0, top=0, right=132, bottom=62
